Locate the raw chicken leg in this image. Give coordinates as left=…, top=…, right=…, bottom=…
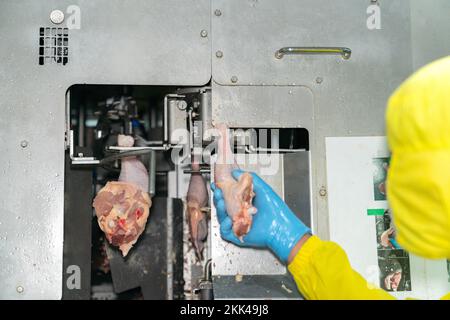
left=214, top=124, right=256, bottom=240
left=187, top=160, right=208, bottom=260
left=93, top=135, right=151, bottom=256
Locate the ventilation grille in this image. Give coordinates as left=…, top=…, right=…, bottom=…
left=39, top=27, right=69, bottom=65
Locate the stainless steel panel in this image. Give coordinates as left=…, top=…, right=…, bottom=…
left=212, top=0, right=413, bottom=240
left=284, top=152, right=311, bottom=229
left=212, top=0, right=410, bottom=86
left=0, top=84, right=66, bottom=300
left=212, top=84, right=314, bottom=129
left=211, top=151, right=312, bottom=280
left=410, top=0, right=450, bottom=70
left=68, top=0, right=211, bottom=85
left=0, top=0, right=210, bottom=299
left=212, top=275, right=301, bottom=299
left=211, top=155, right=286, bottom=276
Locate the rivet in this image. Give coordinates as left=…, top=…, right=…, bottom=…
left=16, top=286, right=24, bottom=293
left=20, top=140, right=28, bottom=148
left=316, top=77, right=323, bottom=84
left=200, top=30, right=208, bottom=38
left=214, top=9, right=222, bottom=16
left=319, top=187, right=327, bottom=197
left=231, top=76, right=238, bottom=83
left=216, top=51, right=223, bottom=58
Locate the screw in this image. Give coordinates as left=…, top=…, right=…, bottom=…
left=200, top=30, right=208, bottom=38
left=214, top=9, right=222, bottom=16
left=216, top=51, right=223, bottom=58
left=231, top=76, right=238, bottom=83
left=176, top=100, right=188, bottom=110
left=20, top=140, right=28, bottom=148
left=50, top=9, right=65, bottom=25
left=319, top=187, right=327, bottom=197
left=316, top=77, right=323, bottom=84
left=16, top=286, right=24, bottom=293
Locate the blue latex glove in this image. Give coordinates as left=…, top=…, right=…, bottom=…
left=211, top=169, right=311, bottom=263
left=389, top=238, right=402, bottom=250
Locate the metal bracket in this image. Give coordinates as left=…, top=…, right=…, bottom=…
left=163, top=93, right=186, bottom=143
left=69, top=130, right=100, bottom=165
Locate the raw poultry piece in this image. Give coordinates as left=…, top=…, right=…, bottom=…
left=187, top=159, right=209, bottom=260
left=93, top=135, right=151, bottom=256
left=214, top=123, right=256, bottom=240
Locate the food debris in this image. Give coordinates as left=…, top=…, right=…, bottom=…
left=281, top=283, right=293, bottom=294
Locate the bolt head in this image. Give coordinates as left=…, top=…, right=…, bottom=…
left=200, top=29, right=208, bottom=38
left=50, top=10, right=65, bottom=25
left=216, top=51, right=223, bottom=58
left=214, top=9, right=222, bottom=16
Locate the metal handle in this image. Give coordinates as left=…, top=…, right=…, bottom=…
left=275, top=47, right=351, bottom=60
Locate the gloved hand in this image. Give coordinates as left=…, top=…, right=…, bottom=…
left=211, top=169, right=311, bottom=263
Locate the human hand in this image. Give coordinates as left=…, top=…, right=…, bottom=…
left=212, top=169, right=311, bottom=262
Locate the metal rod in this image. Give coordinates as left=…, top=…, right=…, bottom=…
left=65, top=90, right=71, bottom=150
left=69, top=130, right=74, bottom=159
left=78, top=104, right=85, bottom=147
left=200, top=91, right=212, bottom=142
left=148, top=150, right=156, bottom=196
left=72, top=159, right=100, bottom=165
left=166, top=198, right=173, bottom=300
left=164, top=95, right=169, bottom=143
left=108, top=146, right=169, bottom=151
left=183, top=168, right=211, bottom=174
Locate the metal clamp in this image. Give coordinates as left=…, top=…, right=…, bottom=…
left=275, top=47, right=352, bottom=60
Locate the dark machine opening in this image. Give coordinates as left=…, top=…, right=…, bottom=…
left=230, top=127, right=309, bottom=153
left=63, top=84, right=196, bottom=300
